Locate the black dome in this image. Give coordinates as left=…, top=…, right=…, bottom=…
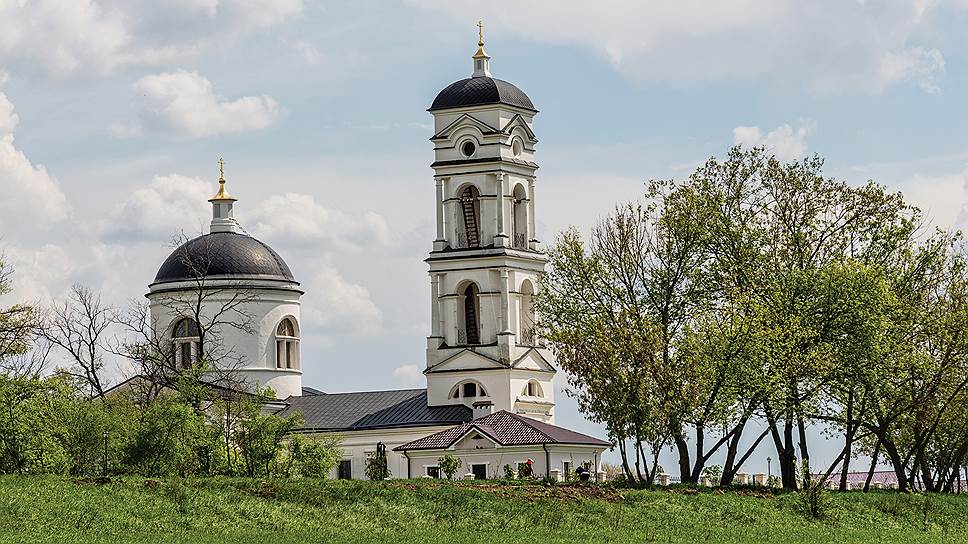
left=430, top=77, right=536, bottom=112
left=153, top=231, right=295, bottom=285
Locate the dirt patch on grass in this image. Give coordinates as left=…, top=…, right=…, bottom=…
left=448, top=482, right=624, bottom=503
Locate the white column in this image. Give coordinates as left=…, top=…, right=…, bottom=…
left=435, top=178, right=444, bottom=240
left=494, top=172, right=507, bottom=247
left=528, top=177, right=537, bottom=250
left=434, top=178, right=447, bottom=251
left=499, top=268, right=512, bottom=333
left=430, top=274, right=441, bottom=337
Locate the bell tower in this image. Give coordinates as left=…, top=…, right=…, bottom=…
left=424, top=24, right=556, bottom=423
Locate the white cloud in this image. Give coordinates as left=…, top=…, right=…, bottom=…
left=1, top=244, right=75, bottom=303
left=732, top=121, right=815, bottom=162
left=121, top=70, right=283, bottom=137
left=249, top=193, right=391, bottom=253
left=392, top=364, right=424, bottom=388
left=410, top=0, right=954, bottom=93
left=0, top=0, right=303, bottom=78
left=878, top=47, right=945, bottom=94
left=301, top=266, right=382, bottom=335
left=106, top=174, right=211, bottom=240
left=0, top=91, right=69, bottom=233
left=901, top=168, right=968, bottom=230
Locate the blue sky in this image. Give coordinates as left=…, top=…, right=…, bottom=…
left=2, top=0, right=968, bottom=473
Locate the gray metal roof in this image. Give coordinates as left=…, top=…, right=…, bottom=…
left=395, top=410, right=611, bottom=451
left=429, top=77, right=536, bottom=112
left=278, top=388, right=472, bottom=432
left=153, top=231, right=295, bottom=285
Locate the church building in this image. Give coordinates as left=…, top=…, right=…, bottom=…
left=147, top=29, right=609, bottom=480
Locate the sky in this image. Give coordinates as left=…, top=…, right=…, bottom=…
left=2, top=0, right=968, bottom=475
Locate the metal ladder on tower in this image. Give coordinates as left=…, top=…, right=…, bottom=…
left=460, top=196, right=480, bottom=248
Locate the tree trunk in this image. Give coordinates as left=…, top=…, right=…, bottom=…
left=674, top=433, right=693, bottom=483
left=863, top=439, right=881, bottom=492
left=840, top=393, right=855, bottom=491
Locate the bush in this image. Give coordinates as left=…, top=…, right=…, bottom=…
left=283, top=435, right=342, bottom=478
left=438, top=454, right=461, bottom=480
left=503, top=464, right=515, bottom=479
left=798, top=463, right=831, bottom=519
left=365, top=450, right=390, bottom=481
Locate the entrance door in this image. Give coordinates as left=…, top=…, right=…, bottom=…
left=471, top=464, right=487, bottom=480
left=338, top=460, right=352, bottom=480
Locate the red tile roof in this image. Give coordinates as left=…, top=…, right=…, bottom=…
left=394, top=410, right=611, bottom=451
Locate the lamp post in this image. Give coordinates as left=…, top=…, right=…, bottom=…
left=766, top=456, right=772, bottom=485
left=102, top=430, right=109, bottom=477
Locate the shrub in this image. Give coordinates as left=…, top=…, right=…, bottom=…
left=283, top=435, right=342, bottom=478
left=798, top=462, right=831, bottom=520
left=438, top=454, right=461, bottom=480
left=503, top=464, right=515, bottom=479
left=365, top=450, right=390, bottom=481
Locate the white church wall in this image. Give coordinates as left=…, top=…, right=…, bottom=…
left=148, top=281, right=303, bottom=399
left=403, top=445, right=605, bottom=480
left=310, top=426, right=456, bottom=480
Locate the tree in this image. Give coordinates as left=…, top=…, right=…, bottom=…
left=40, top=284, right=117, bottom=399
left=233, top=392, right=301, bottom=477
left=438, top=454, right=461, bottom=480
left=0, top=258, right=40, bottom=377
left=282, top=435, right=342, bottom=478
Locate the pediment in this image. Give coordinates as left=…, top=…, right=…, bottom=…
left=500, top=114, right=537, bottom=143
left=431, top=113, right=499, bottom=141
left=452, top=426, right=500, bottom=450
left=427, top=348, right=507, bottom=373
left=511, top=348, right=556, bottom=372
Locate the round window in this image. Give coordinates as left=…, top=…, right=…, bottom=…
left=461, top=140, right=476, bottom=157
left=511, top=139, right=523, bottom=157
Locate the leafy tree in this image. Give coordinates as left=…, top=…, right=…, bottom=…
left=438, top=454, right=461, bottom=480
left=0, top=374, right=69, bottom=474
left=234, top=392, right=301, bottom=477
left=282, top=435, right=342, bottom=478
left=0, top=259, right=40, bottom=376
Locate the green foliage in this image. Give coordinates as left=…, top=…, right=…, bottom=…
left=233, top=393, right=302, bottom=478
left=364, top=450, right=389, bottom=481
left=702, top=464, right=723, bottom=482
left=796, top=462, right=831, bottom=520
left=437, top=454, right=461, bottom=480
left=0, top=258, right=36, bottom=366
left=503, top=464, right=515, bottom=479
left=281, top=435, right=342, bottom=478
left=123, top=395, right=219, bottom=477
left=0, top=375, right=69, bottom=474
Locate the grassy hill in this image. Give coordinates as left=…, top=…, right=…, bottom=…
left=0, top=476, right=966, bottom=544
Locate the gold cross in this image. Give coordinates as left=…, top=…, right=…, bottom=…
left=218, top=157, right=225, bottom=181
left=477, top=20, right=484, bottom=46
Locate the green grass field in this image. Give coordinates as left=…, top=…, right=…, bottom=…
left=0, top=476, right=966, bottom=543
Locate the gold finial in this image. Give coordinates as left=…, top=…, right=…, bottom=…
left=210, top=157, right=236, bottom=201
left=473, top=19, right=489, bottom=59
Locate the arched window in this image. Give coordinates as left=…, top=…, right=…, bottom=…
left=276, top=317, right=299, bottom=369
left=457, top=186, right=481, bottom=248
left=519, top=280, right=536, bottom=345
left=450, top=381, right=488, bottom=399
left=523, top=380, right=543, bottom=397
left=511, top=184, right=528, bottom=249
left=459, top=283, right=480, bottom=345
left=172, top=318, right=200, bottom=369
